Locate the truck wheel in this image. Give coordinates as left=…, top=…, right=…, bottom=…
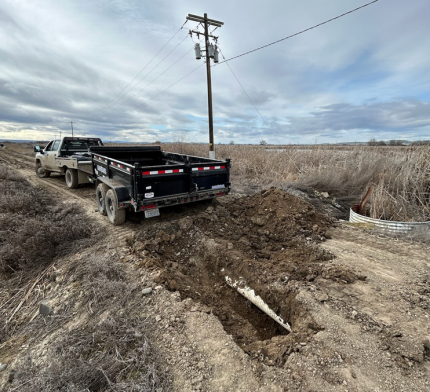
left=36, top=162, right=51, bottom=178
left=105, top=189, right=126, bottom=225
left=65, top=168, right=79, bottom=189
left=96, top=183, right=109, bottom=216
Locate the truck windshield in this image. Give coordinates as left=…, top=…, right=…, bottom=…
left=63, top=140, right=101, bottom=151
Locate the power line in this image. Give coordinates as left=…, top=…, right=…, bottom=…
left=218, top=48, right=281, bottom=145
left=218, top=0, right=379, bottom=64
left=120, top=41, right=194, bottom=109
left=134, top=63, right=204, bottom=111
left=106, top=33, right=190, bottom=112
left=100, top=21, right=188, bottom=114
left=218, top=49, right=303, bottom=173
left=102, top=33, right=189, bottom=113
left=129, top=47, right=194, bottom=109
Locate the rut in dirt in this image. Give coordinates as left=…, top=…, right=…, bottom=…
left=131, top=188, right=362, bottom=366
left=0, top=149, right=140, bottom=243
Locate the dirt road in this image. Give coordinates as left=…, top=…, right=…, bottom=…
left=1, top=143, right=429, bottom=391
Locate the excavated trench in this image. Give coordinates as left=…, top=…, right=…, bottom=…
left=132, top=188, right=346, bottom=366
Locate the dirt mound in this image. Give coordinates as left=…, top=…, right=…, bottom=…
left=130, top=188, right=358, bottom=366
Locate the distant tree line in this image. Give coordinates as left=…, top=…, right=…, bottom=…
left=367, top=139, right=430, bottom=146
left=410, top=140, right=430, bottom=146
left=367, top=138, right=403, bottom=146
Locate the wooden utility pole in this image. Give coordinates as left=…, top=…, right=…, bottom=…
left=187, top=13, right=223, bottom=159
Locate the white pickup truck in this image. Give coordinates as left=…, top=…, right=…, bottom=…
left=34, top=137, right=103, bottom=188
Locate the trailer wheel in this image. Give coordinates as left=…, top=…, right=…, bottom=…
left=35, top=162, right=51, bottom=178
left=105, top=189, right=126, bottom=225
left=65, top=168, right=79, bottom=189
left=96, top=183, right=109, bottom=215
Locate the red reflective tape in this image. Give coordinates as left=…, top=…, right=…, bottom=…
left=142, top=169, right=182, bottom=175
left=193, top=165, right=225, bottom=171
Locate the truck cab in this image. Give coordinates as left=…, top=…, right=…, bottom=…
left=34, top=137, right=103, bottom=186
left=35, top=139, right=62, bottom=171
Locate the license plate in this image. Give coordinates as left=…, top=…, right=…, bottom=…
left=144, top=208, right=160, bottom=218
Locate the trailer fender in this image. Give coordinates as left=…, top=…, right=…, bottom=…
left=96, top=177, right=132, bottom=208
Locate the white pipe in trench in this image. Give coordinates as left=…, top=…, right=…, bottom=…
left=225, top=276, right=291, bottom=333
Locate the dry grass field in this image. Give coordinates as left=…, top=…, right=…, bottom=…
left=1, top=142, right=430, bottom=392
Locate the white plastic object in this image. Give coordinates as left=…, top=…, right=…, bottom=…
left=225, top=276, right=291, bottom=332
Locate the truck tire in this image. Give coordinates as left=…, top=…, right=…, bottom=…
left=96, top=183, right=109, bottom=216
left=36, top=162, right=51, bottom=178
left=65, top=168, right=79, bottom=189
left=105, top=189, right=126, bottom=225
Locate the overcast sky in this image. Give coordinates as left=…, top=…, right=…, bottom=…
left=1, top=0, right=429, bottom=144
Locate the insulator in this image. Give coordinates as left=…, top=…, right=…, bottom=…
left=194, top=43, right=201, bottom=60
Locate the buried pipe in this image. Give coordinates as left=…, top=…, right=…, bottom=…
left=225, top=276, right=292, bottom=333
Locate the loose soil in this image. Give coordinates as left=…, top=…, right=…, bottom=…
left=1, top=143, right=430, bottom=391
left=132, top=188, right=355, bottom=367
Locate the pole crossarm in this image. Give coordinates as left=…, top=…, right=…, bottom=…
left=187, top=14, right=224, bottom=27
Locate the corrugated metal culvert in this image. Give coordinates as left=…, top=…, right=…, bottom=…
left=349, top=208, right=430, bottom=234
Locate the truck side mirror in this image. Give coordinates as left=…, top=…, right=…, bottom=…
left=34, top=145, right=40, bottom=152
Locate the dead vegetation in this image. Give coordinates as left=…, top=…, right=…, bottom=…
left=0, top=164, right=95, bottom=274
left=7, top=253, right=164, bottom=392
left=0, top=166, right=165, bottom=390
left=157, top=143, right=430, bottom=222
left=0, top=166, right=165, bottom=392
left=0, top=164, right=165, bottom=392
left=0, top=164, right=100, bottom=345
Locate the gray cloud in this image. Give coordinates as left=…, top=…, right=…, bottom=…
left=1, top=0, right=430, bottom=144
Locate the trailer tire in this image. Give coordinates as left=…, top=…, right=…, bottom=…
left=105, top=189, right=126, bottom=225
left=36, top=162, right=51, bottom=178
left=65, top=168, right=79, bottom=189
left=96, top=183, right=109, bottom=216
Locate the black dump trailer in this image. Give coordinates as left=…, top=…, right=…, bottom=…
left=89, top=146, right=231, bottom=225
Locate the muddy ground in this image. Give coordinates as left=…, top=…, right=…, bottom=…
left=1, top=143, right=430, bottom=391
